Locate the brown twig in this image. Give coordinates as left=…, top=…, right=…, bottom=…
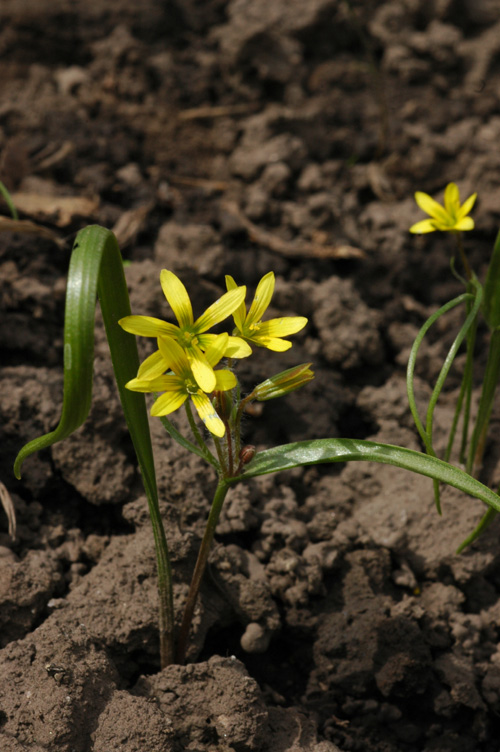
left=222, top=201, right=365, bottom=260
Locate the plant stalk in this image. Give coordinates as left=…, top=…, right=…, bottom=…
left=175, top=478, right=230, bottom=664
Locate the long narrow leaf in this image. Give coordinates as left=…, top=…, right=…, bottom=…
left=406, top=290, right=480, bottom=512
left=13, top=225, right=174, bottom=665
left=483, top=228, right=500, bottom=330
left=237, top=438, right=500, bottom=513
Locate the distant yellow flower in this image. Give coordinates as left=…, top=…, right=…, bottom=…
left=410, top=183, right=477, bottom=234
left=119, top=270, right=250, bottom=392
left=125, top=334, right=236, bottom=437
left=225, top=271, right=307, bottom=352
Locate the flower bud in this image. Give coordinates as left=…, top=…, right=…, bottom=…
left=239, top=445, right=256, bottom=465
left=253, top=363, right=314, bottom=402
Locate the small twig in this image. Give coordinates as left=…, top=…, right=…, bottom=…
left=222, top=201, right=365, bottom=260
left=177, top=103, right=259, bottom=121
left=0, top=481, right=16, bottom=540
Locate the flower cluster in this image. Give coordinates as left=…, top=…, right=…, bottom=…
left=119, top=270, right=310, bottom=437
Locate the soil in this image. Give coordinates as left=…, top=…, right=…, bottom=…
left=2, top=1, right=500, bottom=750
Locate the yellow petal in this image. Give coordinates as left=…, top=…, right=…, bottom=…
left=409, top=219, right=439, bottom=234
left=191, top=393, right=225, bottom=437
left=160, top=270, right=194, bottom=328
left=246, top=272, right=275, bottom=327
left=204, top=333, right=229, bottom=368
left=224, top=336, right=252, bottom=358
left=151, top=390, right=188, bottom=416
left=199, top=333, right=252, bottom=359
left=119, top=315, right=178, bottom=337
left=125, top=375, right=180, bottom=392
left=455, top=216, right=475, bottom=231
left=214, top=370, right=237, bottom=391
left=225, top=275, right=247, bottom=330
left=414, top=192, right=449, bottom=224
left=444, top=183, right=460, bottom=216
left=258, top=316, right=307, bottom=338
left=188, top=344, right=216, bottom=392
left=457, top=192, right=477, bottom=219
left=137, top=350, right=169, bottom=379
left=256, top=336, right=292, bottom=352
left=158, top=336, right=190, bottom=377
left=194, top=286, right=247, bottom=333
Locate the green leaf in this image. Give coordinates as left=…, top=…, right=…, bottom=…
left=13, top=225, right=174, bottom=665
left=0, top=180, right=18, bottom=220
left=483, top=228, right=500, bottom=330
left=14, top=226, right=153, bottom=485
left=405, top=286, right=482, bottom=513
left=237, top=438, right=500, bottom=513
left=466, top=327, right=500, bottom=473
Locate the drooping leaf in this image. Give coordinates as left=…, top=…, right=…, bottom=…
left=238, top=438, right=500, bottom=514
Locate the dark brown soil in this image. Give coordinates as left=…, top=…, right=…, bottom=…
left=2, top=1, right=500, bottom=750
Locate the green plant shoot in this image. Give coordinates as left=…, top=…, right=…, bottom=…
left=409, top=182, right=500, bottom=547
left=14, top=225, right=500, bottom=667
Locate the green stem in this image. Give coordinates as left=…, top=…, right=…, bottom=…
left=467, top=328, right=500, bottom=473
left=146, top=496, right=175, bottom=668
left=212, top=436, right=228, bottom=476
left=175, top=478, right=231, bottom=664
left=456, top=506, right=497, bottom=554
left=454, top=232, right=472, bottom=282
left=184, top=400, right=219, bottom=467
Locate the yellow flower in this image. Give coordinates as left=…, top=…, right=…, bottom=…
left=409, top=182, right=477, bottom=234
left=119, top=270, right=251, bottom=392
left=125, top=333, right=236, bottom=437
left=225, top=271, right=307, bottom=352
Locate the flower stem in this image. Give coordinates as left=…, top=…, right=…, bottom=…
left=145, top=493, right=175, bottom=668
left=175, top=478, right=230, bottom=664
left=184, top=400, right=218, bottom=467
left=455, top=232, right=472, bottom=281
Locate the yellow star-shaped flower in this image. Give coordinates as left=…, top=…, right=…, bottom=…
left=225, top=271, right=307, bottom=352
left=125, top=333, right=236, bottom=437
left=119, top=270, right=251, bottom=392
left=409, top=183, right=477, bottom=234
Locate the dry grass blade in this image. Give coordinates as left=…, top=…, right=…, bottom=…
left=0, top=481, right=16, bottom=540
left=0, top=215, right=65, bottom=247
left=111, top=202, right=154, bottom=248
left=11, top=192, right=99, bottom=227
left=178, top=103, right=259, bottom=121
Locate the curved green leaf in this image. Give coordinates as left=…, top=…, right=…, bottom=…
left=13, top=225, right=174, bottom=665
left=237, top=438, right=500, bottom=513
left=14, top=226, right=152, bottom=483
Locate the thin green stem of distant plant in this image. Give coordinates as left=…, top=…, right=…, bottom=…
left=454, top=232, right=472, bottom=281
left=467, top=328, right=500, bottom=474
left=0, top=180, right=18, bottom=220
left=407, top=287, right=481, bottom=513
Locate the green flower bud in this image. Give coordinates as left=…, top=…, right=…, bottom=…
left=253, top=363, right=314, bottom=402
